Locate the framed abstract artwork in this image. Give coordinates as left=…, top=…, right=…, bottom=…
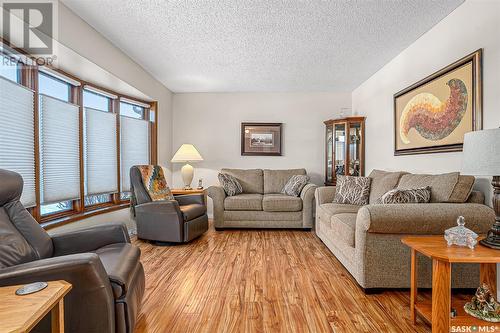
left=394, top=49, right=482, bottom=156
left=241, top=122, right=282, bottom=156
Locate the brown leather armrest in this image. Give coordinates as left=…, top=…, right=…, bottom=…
left=51, top=223, right=130, bottom=256
left=0, top=253, right=115, bottom=332
left=175, top=193, right=205, bottom=206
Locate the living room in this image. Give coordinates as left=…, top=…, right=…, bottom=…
left=0, top=0, right=499, bottom=332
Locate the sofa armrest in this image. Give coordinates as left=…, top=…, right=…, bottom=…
left=315, top=186, right=336, bottom=205
left=207, top=186, right=226, bottom=228
left=51, top=223, right=130, bottom=256
left=357, top=203, right=495, bottom=235
left=300, top=183, right=318, bottom=228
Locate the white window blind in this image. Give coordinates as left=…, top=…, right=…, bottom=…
left=85, top=108, right=118, bottom=195
left=120, top=116, right=149, bottom=192
left=40, top=95, right=80, bottom=203
left=0, top=77, right=36, bottom=207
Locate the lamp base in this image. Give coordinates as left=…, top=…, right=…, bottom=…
left=181, top=163, right=194, bottom=190
left=480, top=176, right=500, bottom=250
left=480, top=224, right=500, bottom=249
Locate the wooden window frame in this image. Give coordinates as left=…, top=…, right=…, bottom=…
left=1, top=39, right=158, bottom=229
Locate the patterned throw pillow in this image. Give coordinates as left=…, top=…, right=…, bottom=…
left=138, top=165, right=174, bottom=201
left=333, top=175, right=371, bottom=205
left=281, top=175, right=309, bottom=197
left=380, top=186, right=431, bottom=204
left=218, top=173, right=243, bottom=196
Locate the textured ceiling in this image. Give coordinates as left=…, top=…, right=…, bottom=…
left=61, top=0, right=463, bottom=93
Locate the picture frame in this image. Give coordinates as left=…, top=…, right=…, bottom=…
left=394, top=49, right=482, bottom=156
left=241, top=122, right=282, bottom=156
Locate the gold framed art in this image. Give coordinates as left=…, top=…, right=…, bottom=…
left=394, top=49, right=482, bottom=156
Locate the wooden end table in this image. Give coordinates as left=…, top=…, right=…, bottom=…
left=402, top=236, right=500, bottom=333
left=0, top=280, right=72, bottom=333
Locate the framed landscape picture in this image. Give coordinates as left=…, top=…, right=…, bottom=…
left=241, top=122, right=282, bottom=156
left=394, top=49, right=482, bottom=155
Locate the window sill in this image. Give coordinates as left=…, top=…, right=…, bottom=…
left=41, top=202, right=130, bottom=230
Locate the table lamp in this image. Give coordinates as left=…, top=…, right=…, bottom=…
left=171, top=144, right=204, bottom=190
left=462, top=128, right=500, bottom=249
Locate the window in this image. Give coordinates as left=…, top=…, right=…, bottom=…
left=38, top=72, right=70, bottom=102
left=84, top=89, right=110, bottom=112
left=120, top=101, right=145, bottom=119
left=0, top=54, right=19, bottom=83
left=38, top=73, right=79, bottom=216
left=0, top=77, right=36, bottom=207
left=0, top=41, right=156, bottom=225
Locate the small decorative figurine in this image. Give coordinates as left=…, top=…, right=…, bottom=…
left=197, top=178, right=203, bottom=190
left=444, top=216, right=478, bottom=249
left=464, top=283, right=500, bottom=322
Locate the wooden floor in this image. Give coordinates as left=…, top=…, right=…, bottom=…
left=134, top=223, right=435, bottom=333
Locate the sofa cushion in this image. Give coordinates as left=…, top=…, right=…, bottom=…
left=447, top=175, right=475, bottom=203
left=263, top=169, right=306, bottom=194
left=221, top=169, right=263, bottom=194
left=330, top=213, right=357, bottom=247
left=179, top=204, right=206, bottom=221
left=333, top=175, right=371, bottom=205
left=94, top=243, right=141, bottom=299
left=319, top=203, right=361, bottom=216
left=397, top=172, right=459, bottom=203
left=263, top=194, right=302, bottom=212
left=368, top=169, right=407, bottom=204
left=224, top=194, right=263, bottom=211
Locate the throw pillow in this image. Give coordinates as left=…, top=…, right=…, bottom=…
left=218, top=173, right=243, bottom=196
left=281, top=175, right=309, bottom=197
left=333, top=175, right=371, bottom=205
left=380, top=186, right=431, bottom=204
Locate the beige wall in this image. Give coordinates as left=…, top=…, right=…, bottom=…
left=172, top=92, right=351, bottom=215
left=352, top=0, right=500, bottom=204
left=51, top=3, right=174, bottom=231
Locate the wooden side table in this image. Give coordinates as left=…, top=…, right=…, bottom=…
left=0, top=280, right=72, bottom=333
left=402, top=236, right=500, bottom=333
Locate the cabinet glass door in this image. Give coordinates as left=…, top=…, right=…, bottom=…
left=334, top=123, right=346, bottom=178
left=348, top=122, right=362, bottom=176
left=326, top=125, right=333, bottom=184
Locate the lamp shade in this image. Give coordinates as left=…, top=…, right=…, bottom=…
left=462, top=128, right=500, bottom=176
left=171, top=144, right=204, bottom=163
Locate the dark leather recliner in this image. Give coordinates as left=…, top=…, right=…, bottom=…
left=0, top=169, right=145, bottom=333
left=130, top=166, right=209, bottom=243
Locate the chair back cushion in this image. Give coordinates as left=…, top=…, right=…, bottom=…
left=137, top=165, right=174, bottom=201
left=130, top=166, right=152, bottom=205
left=0, top=169, right=53, bottom=268
left=0, top=207, right=36, bottom=268
left=397, top=172, right=459, bottom=203
left=264, top=169, right=306, bottom=194
left=221, top=169, right=264, bottom=194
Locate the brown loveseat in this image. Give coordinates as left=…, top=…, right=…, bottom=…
left=315, top=170, right=496, bottom=290
left=208, top=168, right=317, bottom=229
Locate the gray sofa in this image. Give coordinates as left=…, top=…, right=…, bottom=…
left=208, top=168, right=317, bottom=229
left=315, top=170, right=496, bottom=290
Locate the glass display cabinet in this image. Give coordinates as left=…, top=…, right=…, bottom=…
left=324, top=116, right=365, bottom=185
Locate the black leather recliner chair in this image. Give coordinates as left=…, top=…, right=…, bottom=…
left=0, top=169, right=145, bottom=333
left=130, top=165, right=208, bottom=243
